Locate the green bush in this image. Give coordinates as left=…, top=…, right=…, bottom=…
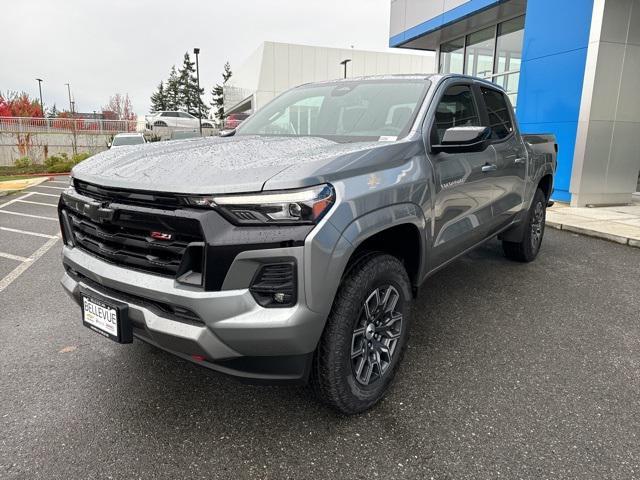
left=47, top=161, right=75, bottom=173
left=14, top=157, right=32, bottom=168
left=44, top=155, right=63, bottom=169
left=43, top=152, right=89, bottom=171
left=71, top=152, right=91, bottom=164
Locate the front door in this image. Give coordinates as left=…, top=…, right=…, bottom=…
left=426, top=82, right=497, bottom=270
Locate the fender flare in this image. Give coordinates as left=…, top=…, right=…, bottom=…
left=304, top=203, right=427, bottom=315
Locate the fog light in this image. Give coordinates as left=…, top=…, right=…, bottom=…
left=274, top=292, right=289, bottom=303
left=250, top=262, right=296, bottom=308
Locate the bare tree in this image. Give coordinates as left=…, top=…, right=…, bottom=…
left=103, top=93, right=135, bottom=121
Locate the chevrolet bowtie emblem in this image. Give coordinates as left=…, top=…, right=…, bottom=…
left=82, top=201, right=115, bottom=223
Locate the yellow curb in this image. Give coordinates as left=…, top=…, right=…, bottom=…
left=0, top=176, right=52, bottom=192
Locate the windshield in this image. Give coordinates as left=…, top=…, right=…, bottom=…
left=237, top=79, right=430, bottom=141
left=112, top=136, right=145, bottom=146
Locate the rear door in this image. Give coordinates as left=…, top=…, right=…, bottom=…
left=425, top=81, right=497, bottom=269
left=478, top=86, right=527, bottom=231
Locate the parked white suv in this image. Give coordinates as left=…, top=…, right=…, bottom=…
left=145, top=111, right=214, bottom=133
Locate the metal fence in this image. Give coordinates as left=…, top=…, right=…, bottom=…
left=0, top=117, right=141, bottom=134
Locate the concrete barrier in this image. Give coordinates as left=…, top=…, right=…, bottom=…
left=0, top=132, right=111, bottom=165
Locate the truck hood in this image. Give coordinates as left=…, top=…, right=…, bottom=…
left=72, top=135, right=419, bottom=195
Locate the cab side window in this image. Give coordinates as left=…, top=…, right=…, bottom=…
left=481, top=88, right=513, bottom=140
left=432, top=84, right=481, bottom=144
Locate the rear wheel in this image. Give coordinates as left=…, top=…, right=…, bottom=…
left=311, top=253, right=412, bottom=415
left=502, top=188, right=547, bottom=262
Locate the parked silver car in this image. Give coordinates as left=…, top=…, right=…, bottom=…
left=145, top=111, right=214, bottom=133
left=109, top=133, right=146, bottom=148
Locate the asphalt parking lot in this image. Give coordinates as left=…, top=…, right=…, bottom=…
left=1, top=180, right=639, bottom=479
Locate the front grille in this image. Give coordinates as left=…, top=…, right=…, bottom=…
left=63, top=184, right=204, bottom=277
left=74, top=179, right=184, bottom=210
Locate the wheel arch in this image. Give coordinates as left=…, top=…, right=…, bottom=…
left=537, top=173, right=554, bottom=202
left=304, top=203, right=427, bottom=315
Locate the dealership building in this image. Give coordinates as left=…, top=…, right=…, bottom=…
left=390, top=0, right=640, bottom=205
left=224, top=41, right=434, bottom=117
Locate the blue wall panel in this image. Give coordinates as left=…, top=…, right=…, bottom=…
left=518, top=121, right=579, bottom=202
left=390, top=0, right=596, bottom=201
left=517, top=0, right=594, bottom=200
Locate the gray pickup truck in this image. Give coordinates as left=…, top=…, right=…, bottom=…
left=58, top=74, right=556, bottom=414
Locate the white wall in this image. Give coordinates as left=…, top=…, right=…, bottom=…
left=225, top=41, right=435, bottom=113
left=390, top=0, right=470, bottom=37
left=570, top=0, right=640, bottom=205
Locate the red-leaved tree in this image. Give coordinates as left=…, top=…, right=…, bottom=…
left=0, top=91, right=43, bottom=117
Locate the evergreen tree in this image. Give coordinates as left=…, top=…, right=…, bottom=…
left=150, top=81, right=167, bottom=112
left=165, top=65, right=181, bottom=111
left=177, top=52, right=209, bottom=118
left=47, top=103, right=59, bottom=118
left=211, top=62, right=232, bottom=126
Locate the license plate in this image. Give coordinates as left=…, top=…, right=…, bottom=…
left=82, top=294, right=120, bottom=341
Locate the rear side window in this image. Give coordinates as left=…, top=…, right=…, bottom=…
left=481, top=88, right=513, bottom=139
left=432, top=84, right=481, bottom=143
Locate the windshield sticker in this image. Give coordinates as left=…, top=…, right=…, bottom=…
left=378, top=136, right=397, bottom=142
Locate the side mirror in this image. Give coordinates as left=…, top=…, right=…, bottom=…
left=431, top=126, right=491, bottom=153
left=107, top=142, right=112, bottom=148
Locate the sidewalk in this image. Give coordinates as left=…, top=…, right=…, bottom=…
left=0, top=176, right=53, bottom=196
left=547, top=195, right=640, bottom=248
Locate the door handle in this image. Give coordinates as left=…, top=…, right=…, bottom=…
left=514, top=157, right=526, bottom=165
left=481, top=164, right=497, bottom=173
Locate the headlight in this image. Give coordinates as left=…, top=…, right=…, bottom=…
left=186, top=184, right=335, bottom=225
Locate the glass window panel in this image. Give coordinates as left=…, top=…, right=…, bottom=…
left=480, top=87, right=514, bottom=139
left=464, top=27, right=495, bottom=78
left=494, top=16, right=524, bottom=95
left=439, top=37, right=464, bottom=74
left=432, top=84, right=481, bottom=143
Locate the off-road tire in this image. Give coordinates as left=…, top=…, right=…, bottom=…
left=311, top=253, right=412, bottom=415
left=502, top=188, right=547, bottom=262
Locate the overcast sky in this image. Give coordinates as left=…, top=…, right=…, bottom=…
left=1, top=0, right=430, bottom=116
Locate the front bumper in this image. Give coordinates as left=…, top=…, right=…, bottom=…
left=61, top=245, right=326, bottom=383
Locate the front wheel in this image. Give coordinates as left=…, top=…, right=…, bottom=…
left=311, top=253, right=412, bottom=415
left=502, top=188, right=547, bottom=262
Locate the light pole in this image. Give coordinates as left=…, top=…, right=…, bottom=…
left=65, top=83, right=77, bottom=155
left=340, top=59, right=352, bottom=79
left=65, top=83, right=73, bottom=115
left=35, top=78, right=44, bottom=116
left=193, top=47, right=202, bottom=135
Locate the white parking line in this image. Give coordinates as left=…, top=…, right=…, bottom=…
left=0, top=210, right=57, bottom=221
left=33, top=185, right=66, bottom=190
left=48, top=180, right=69, bottom=184
left=0, top=251, right=31, bottom=262
left=0, top=227, right=56, bottom=239
left=0, top=192, right=35, bottom=209
left=31, top=192, right=60, bottom=198
left=0, top=235, right=60, bottom=293
left=16, top=199, right=57, bottom=207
